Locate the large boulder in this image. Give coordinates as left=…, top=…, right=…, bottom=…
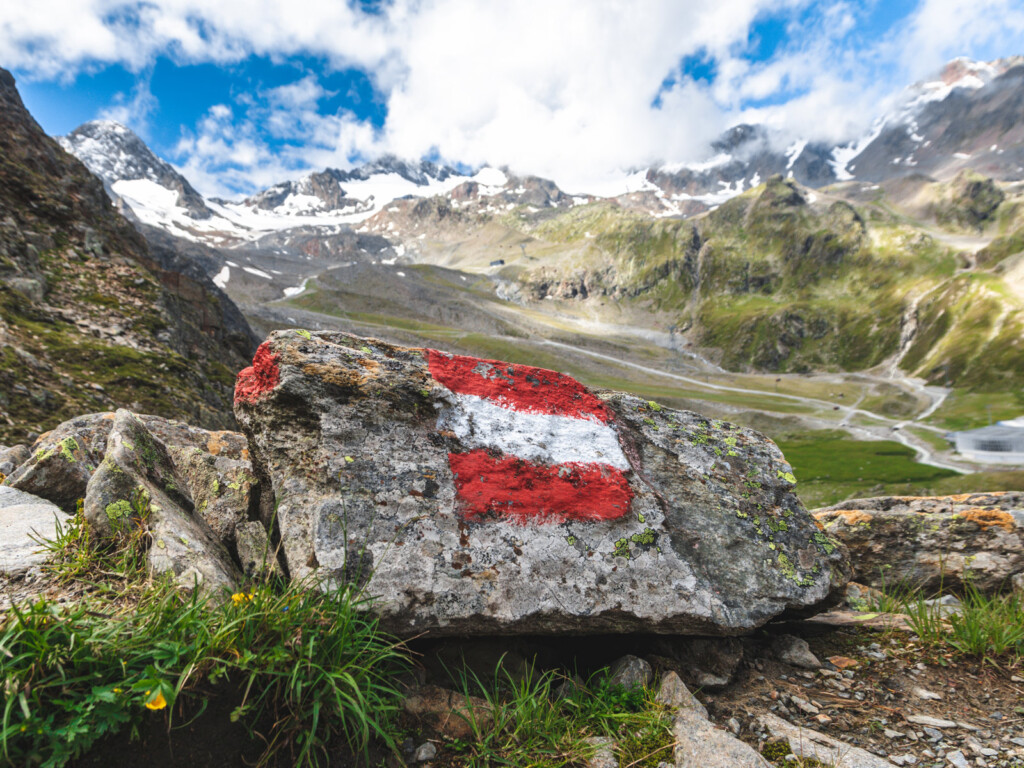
left=814, top=492, right=1024, bottom=593
left=234, top=331, right=849, bottom=635
left=83, top=410, right=240, bottom=593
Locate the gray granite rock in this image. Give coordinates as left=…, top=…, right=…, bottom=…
left=610, top=655, right=654, bottom=690
left=814, top=493, right=1024, bottom=594
left=757, top=712, right=898, bottom=767
left=673, top=708, right=771, bottom=767
left=655, top=671, right=707, bottom=718
left=0, top=444, right=30, bottom=477
left=772, top=634, right=822, bottom=669
left=235, top=331, right=850, bottom=636
left=83, top=410, right=240, bottom=594
left=0, top=486, right=69, bottom=574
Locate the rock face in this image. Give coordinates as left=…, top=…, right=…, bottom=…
left=1, top=410, right=256, bottom=593
left=814, top=493, right=1024, bottom=593
left=0, top=486, right=69, bottom=574
left=235, top=330, right=849, bottom=635
left=83, top=410, right=240, bottom=592
left=0, top=67, right=256, bottom=445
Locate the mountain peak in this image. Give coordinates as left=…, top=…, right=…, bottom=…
left=60, top=120, right=213, bottom=220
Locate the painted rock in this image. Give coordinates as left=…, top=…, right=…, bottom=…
left=814, top=492, right=1024, bottom=594
left=235, top=330, right=849, bottom=635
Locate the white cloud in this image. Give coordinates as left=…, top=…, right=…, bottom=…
left=6, top=0, right=1023, bottom=195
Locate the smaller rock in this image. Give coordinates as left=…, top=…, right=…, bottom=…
left=772, top=635, right=822, bottom=670
left=402, top=685, right=491, bottom=741
left=674, top=708, right=771, bottom=767
left=945, top=750, right=968, bottom=768
left=234, top=521, right=281, bottom=578
left=1012, top=572, right=1023, bottom=595
left=890, top=755, right=918, bottom=766
left=906, top=715, right=959, bottom=729
left=0, top=486, right=69, bottom=574
left=609, top=655, right=653, bottom=689
left=0, top=444, right=30, bottom=477
left=655, top=671, right=707, bottom=718
left=912, top=687, right=943, bottom=701
left=828, top=655, right=859, bottom=670
left=757, top=713, right=897, bottom=767
left=412, top=742, right=436, bottom=762
left=583, top=736, right=617, bottom=768
left=83, top=410, right=240, bottom=594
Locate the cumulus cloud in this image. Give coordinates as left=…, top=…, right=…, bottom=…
left=4, top=0, right=1022, bottom=195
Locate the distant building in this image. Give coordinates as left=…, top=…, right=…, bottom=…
left=948, top=417, right=1024, bottom=464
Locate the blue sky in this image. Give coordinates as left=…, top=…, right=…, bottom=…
left=3, top=0, right=1023, bottom=196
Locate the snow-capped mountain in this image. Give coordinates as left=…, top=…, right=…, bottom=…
left=59, top=120, right=214, bottom=220
left=831, top=56, right=1024, bottom=182
left=236, top=157, right=462, bottom=216
left=57, top=56, right=1024, bottom=248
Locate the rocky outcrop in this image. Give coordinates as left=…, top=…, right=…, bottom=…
left=814, top=492, right=1024, bottom=593
left=235, top=330, right=849, bottom=635
left=0, top=67, right=255, bottom=444
left=83, top=410, right=240, bottom=592
left=1, top=410, right=258, bottom=592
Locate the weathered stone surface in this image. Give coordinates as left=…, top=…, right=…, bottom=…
left=234, top=520, right=281, bottom=578
left=0, top=444, right=30, bottom=477
left=582, top=736, right=617, bottom=768
left=5, top=413, right=116, bottom=511
left=772, top=634, right=822, bottom=669
left=814, top=493, right=1024, bottom=593
left=169, top=443, right=257, bottom=548
left=673, top=708, right=771, bottom=767
left=235, top=331, right=848, bottom=635
left=83, top=410, right=240, bottom=593
left=757, top=712, right=897, bottom=767
left=609, top=655, right=654, bottom=689
left=0, top=486, right=69, bottom=574
left=655, top=671, right=707, bottom=718
left=4, top=411, right=257, bottom=554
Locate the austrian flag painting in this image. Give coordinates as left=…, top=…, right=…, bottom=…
left=426, top=350, right=634, bottom=524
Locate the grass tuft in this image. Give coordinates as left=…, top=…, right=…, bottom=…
left=2, top=515, right=409, bottom=768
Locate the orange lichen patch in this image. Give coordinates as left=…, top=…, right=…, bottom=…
left=206, top=431, right=233, bottom=456
left=828, top=655, right=859, bottom=670
left=959, top=508, right=1015, bottom=531
left=830, top=510, right=873, bottom=526
left=301, top=359, right=381, bottom=390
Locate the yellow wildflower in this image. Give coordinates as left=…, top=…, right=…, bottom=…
left=145, top=692, right=167, bottom=710
left=231, top=592, right=251, bottom=604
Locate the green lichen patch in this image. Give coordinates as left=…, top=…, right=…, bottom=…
left=295, top=329, right=312, bottom=340
left=58, top=437, right=80, bottom=462
left=105, top=500, right=132, bottom=521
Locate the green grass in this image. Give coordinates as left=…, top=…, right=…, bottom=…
left=440, top=663, right=674, bottom=768
left=932, top=389, right=1024, bottom=431
left=888, top=582, right=1024, bottom=663
left=775, top=431, right=959, bottom=508
left=1, top=515, right=408, bottom=768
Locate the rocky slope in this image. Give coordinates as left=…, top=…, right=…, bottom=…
left=0, top=67, right=257, bottom=444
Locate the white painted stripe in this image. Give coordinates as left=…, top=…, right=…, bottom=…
left=437, top=391, right=629, bottom=469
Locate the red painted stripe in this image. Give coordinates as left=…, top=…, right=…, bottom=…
left=235, top=341, right=281, bottom=405
left=426, top=350, right=610, bottom=422
left=448, top=450, right=632, bottom=524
